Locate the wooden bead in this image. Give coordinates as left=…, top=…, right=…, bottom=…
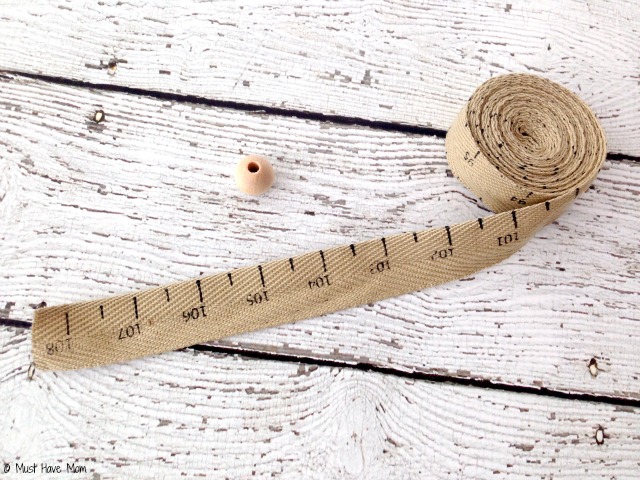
left=235, top=155, right=275, bottom=195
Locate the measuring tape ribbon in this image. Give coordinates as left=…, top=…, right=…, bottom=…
left=32, top=74, right=607, bottom=370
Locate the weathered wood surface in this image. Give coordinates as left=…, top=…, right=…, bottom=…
left=1, top=74, right=639, bottom=399
left=1, top=0, right=639, bottom=156
left=1, top=328, right=639, bottom=479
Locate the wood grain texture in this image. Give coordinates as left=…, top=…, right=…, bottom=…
left=1, top=75, right=639, bottom=399
left=2, top=327, right=639, bottom=480
left=0, top=0, right=638, bottom=155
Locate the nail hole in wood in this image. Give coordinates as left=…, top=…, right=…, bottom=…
left=93, top=110, right=105, bottom=123
left=588, top=358, right=598, bottom=377
left=595, top=426, right=605, bottom=445
left=107, top=59, right=117, bottom=75
left=247, top=162, right=260, bottom=173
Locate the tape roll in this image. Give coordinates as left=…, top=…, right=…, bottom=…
left=447, top=74, right=606, bottom=213
left=32, top=74, right=607, bottom=371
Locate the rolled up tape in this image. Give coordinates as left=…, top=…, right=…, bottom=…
left=447, top=74, right=606, bottom=212
left=33, top=74, right=606, bottom=371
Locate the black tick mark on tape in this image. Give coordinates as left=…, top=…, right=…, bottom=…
left=133, top=297, right=139, bottom=319
left=196, top=279, right=204, bottom=303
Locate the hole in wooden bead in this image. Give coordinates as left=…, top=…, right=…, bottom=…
left=235, top=155, right=274, bottom=195
left=588, top=358, right=599, bottom=377
left=595, top=427, right=605, bottom=445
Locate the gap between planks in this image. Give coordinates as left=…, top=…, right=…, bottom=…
left=1, top=0, right=638, bottom=157
left=4, top=321, right=639, bottom=410
left=2, top=328, right=639, bottom=479
left=2, top=70, right=638, bottom=163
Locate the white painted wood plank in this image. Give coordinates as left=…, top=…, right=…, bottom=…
left=2, top=328, right=639, bottom=479
left=0, top=75, right=639, bottom=398
left=0, top=0, right=638, bottom=155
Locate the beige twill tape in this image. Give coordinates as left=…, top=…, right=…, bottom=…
left=32, top=74, right=607, bottom=371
